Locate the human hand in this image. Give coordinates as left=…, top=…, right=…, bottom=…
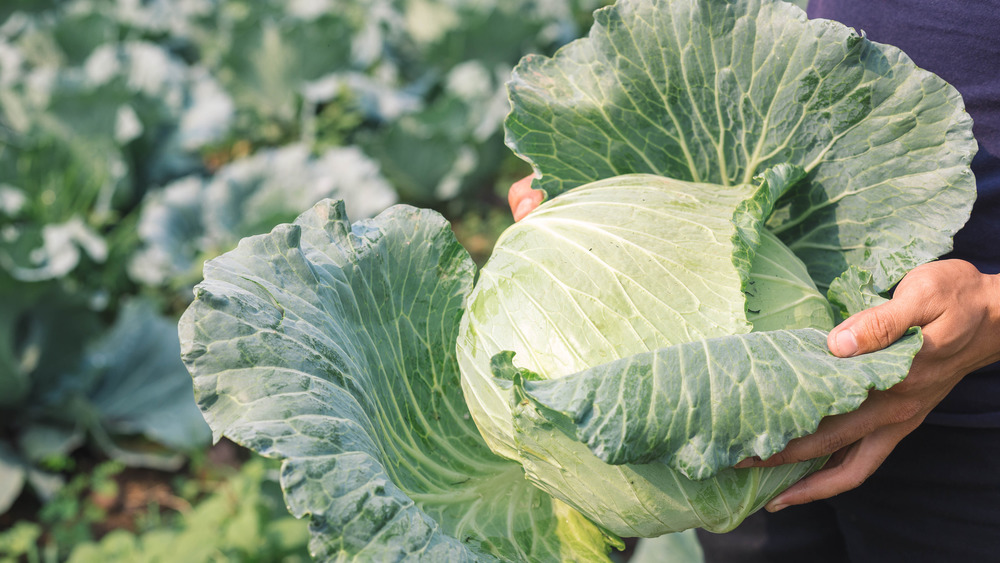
left=736, top=259, right=1000, bottom=511
left=508, top=175, right=544, bottom=221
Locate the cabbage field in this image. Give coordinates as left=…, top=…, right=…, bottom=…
left=0, top=0, right=614, bottom=559
left=2, top=0, right=976, bottom=561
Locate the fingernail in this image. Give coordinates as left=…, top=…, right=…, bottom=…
left=734, top=456, right=761, bottom=469
left=834, top=329, right=859, bottom=357
left=515, top=199, right=533, bottom=220
left=765, top=494, right=788, bottom=512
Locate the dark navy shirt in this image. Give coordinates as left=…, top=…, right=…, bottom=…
left=808, top=0, right=1000, bottom=426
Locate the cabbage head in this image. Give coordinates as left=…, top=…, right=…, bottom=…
left=458, top=170, right=843, bottom=535
left=179, top=0, right=976, bottom=560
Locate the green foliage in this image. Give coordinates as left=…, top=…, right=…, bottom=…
left=0, top=521, right=44, bottom=563
left=38, top=462, right=124, bottom=553
left=0, top=291, right=211, bottom=513
left=63, top=459, right=310, bottom=563
left=0, top=461, right=122, bottom=562
left=0, top=458, right=310, bottom=563
left=1, top=0, right=609, bottom=524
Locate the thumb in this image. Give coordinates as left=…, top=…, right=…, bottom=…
left=508, top=175, right=544, bottom=222
left=828, top=300, right=913, bottom=357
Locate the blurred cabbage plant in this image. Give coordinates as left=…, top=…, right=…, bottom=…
left=0, top=0, right=609, bottom=517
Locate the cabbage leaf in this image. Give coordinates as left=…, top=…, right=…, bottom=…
left=499, top=326, right=920, bottom=478
left=180, top=200, right=618, bottom=561
left=506, top=0, right=976, bottom=290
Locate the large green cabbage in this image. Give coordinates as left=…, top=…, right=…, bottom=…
left=458, top=170, right=845, bottom=535
left=179, top=0, right=975, bottom=559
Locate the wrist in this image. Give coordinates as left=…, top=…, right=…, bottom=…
left=976, top=270, right=1000, bottom=370
left=986, top=270, right=1000, bottom=335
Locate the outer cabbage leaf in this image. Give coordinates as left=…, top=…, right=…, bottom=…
left=0, top=282, right=101, bottom=411
left=508, top=377, right=820, bottom=535
left=179, top=200, right=617, bottom=561
left=0, top=440, right=62, bottom=515
left=3, top=299, right=211, bottom=471
left=631, top=530, right=703, bottom=563
left=70, top=301, right=212, bottom=460
left=505, top=0, right=976, bottom=290
left=500, top=326, right=920, bottom=479
left=826, top=265, right=888, bottom=319
left=0, top=287, right=208, bottom=510
left=0, top=442, right=26, bottom=514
